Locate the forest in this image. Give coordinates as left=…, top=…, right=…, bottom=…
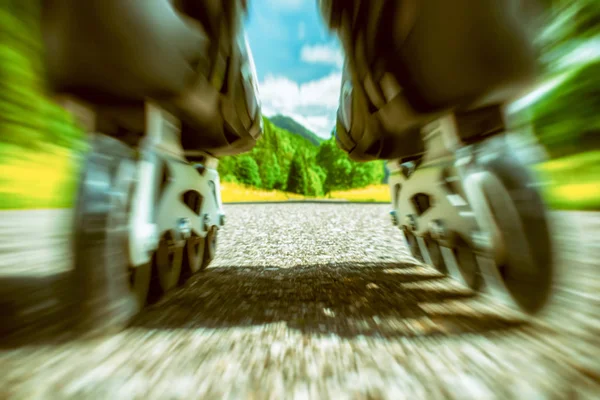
left=217, top=116, right=386, bottom=197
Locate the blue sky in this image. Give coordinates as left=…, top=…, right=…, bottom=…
left=244, top=0, right=344, bottom=138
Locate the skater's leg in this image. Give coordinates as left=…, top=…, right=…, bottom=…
left=37, top=0, right=261, bottom=335
left=320, top=0, right=554, bottom=314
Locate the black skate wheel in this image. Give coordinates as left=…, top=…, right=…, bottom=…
left=453, top=240, right=482, bottom=291
left=71, top=134, right=151, bottom=336
left=423, top=237, right=447, bottom=275
left=179, top=233, right=206, bottom=285
left=151, top=231, right=184, bottom=295
left=478, top=154, right=553, bottom=315
left=129, top=262, right=152, bottom=311
left=439, top=238, right=482, bottom=291
left=402, top=229, right=423, bottom=262
left=202, top=226, right=218, bottom=268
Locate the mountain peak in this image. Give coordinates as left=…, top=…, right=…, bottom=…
left=269, top=115, right=323, bottom=147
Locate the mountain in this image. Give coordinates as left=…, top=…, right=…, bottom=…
left=269, top=115, right=323, bottom=147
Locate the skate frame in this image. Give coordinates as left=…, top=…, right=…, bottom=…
left=58, top=96, right=225, bottom=270
left=387, top=107, right=522, bottom=295
left=129, top=102, right=224, bottom=268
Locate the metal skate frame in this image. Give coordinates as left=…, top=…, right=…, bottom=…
left=128, top=102, right=225, bottom=269
left=59, top=97, right=225, bottom=271
left=387, top=106, right=530, bottom=305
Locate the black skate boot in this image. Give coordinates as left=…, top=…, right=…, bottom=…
left=319, top=0, right=553, bottom=315
left=40, top=0, right=262, bottom=335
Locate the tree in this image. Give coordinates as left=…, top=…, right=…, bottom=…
left=217, top=156, right=236, bottom=178
left=350, top=161, right=386, bottom=188
left=260, top=152, right=280, bottom=190
left=328, top=157, right=352, bottom=191
left=236, top=155, right=262, bottom=187
left=523, top=0, right=600, bottom=158
left=306, top=168, right=324, bottom=197
left=286, top=151, right=309, bottom=195
left=538, top=0, right=600, bottom=68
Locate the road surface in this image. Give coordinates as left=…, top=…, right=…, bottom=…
left=0, top=204, right=599, bottom=399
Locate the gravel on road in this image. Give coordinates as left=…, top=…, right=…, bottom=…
left=0, top=204, right=599, bottom=399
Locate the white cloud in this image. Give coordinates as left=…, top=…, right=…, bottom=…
left=300, top=43, right=344, bottom=68
left=258, top=72, right=342, bottom=138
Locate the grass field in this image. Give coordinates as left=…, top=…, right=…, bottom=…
left=328, top=185, right=390, bottom=203
left=221, top=182, right=391, bottom=203
left=533, top=151, right=600, bottom=211
left=0, top=147, right=597, bottom=210
left=0, top=143, right=81, bottom=209
left=220, top=182, right=308, bottom=202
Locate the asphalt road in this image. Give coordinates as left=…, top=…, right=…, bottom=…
left=0, top=204, right=599, bottom=399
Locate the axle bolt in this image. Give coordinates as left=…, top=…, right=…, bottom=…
left=177, top=218, right=192, bottom=240
left=202, top=214, right=211, bottom=232
left=405, top=214, right=418, bottom=232
left=390, top=210, right=399, bottom=226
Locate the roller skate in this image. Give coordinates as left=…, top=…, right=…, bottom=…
left=41, top=0, right=262, bottom=334
left=320, top=0, right=553, bottom=314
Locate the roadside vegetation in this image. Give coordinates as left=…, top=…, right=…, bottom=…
left=0, top=0, right=598, bottom=210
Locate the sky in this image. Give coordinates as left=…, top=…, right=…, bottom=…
left=244, top=0, right=344, bottom=139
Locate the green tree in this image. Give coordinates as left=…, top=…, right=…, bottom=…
left=538, top=0, right=600, bottom=70
left=0, top=1, right=85, bottom=151
left=286, top=151, right=309, bottom=195
left=521, top=0, right=600, bottom=157
left=217, top=156, right=237, bottom=181
left=306, top=168, right=324, bottom=197
left=236, top=155, right=262, bottom=187
left=350, top=161, right=386, bottom=188
left=260, top=152, right=281, bottom=190
left=313, top=164, right=327, bottom=190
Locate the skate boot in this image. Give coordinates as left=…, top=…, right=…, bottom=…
left=320, top=0, right=553, bottom=314
left=41, top=0, right=262, bottom=335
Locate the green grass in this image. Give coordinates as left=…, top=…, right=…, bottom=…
left=533, top=151, right=600, bottom=211
left=327, top=185, right=390, bottom=203
left=0, top=143, right=81, bottom=209
left=220, top=182, right=391, bottom=203
left=221, top=181, right=308, bottom=202
left=1, top=144, right=598, bottom=211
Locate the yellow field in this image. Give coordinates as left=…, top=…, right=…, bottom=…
left=0, top=144, right=80, bottom=209
left=220, top=182, right=391, bottom=203
left=533, top=151, right=600, bottom=210
left=220, top=182, right=308, bottom=202
left=1, top=149, right=596, bottom=210
left=328, top=184, right=391, bottom=202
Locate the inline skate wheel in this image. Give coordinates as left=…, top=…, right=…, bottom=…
left=179, top=233, right=206, bottom=285
left=436, top=236, right=482, bottom=291
left=202, top=226, right=218, bottom=268
left=72, top=134, right=151, bottom=335
left=402, top=228, right=423, bottom=262
left=151, top=231, right=184, bottom=297
left=422, top=237, right=448, bottom=274
left=477, top=153, right=553, bottom=314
